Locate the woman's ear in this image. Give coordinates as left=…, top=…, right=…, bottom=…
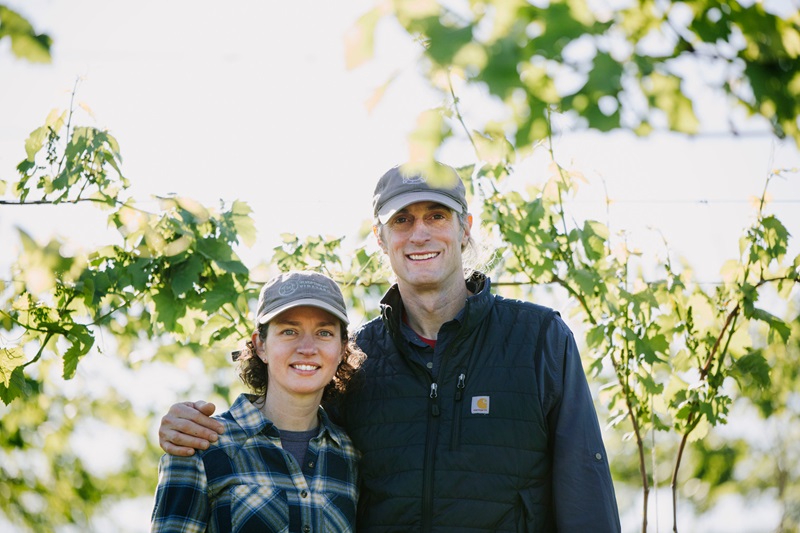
left=252, top=331, right=267, bottom=363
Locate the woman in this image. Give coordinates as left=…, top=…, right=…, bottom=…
left=151, top=270, right=362, bottom=532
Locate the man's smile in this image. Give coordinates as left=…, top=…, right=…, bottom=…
left=408, top=252, right=439, bottom=261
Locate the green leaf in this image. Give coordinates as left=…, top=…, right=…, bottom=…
left=425, top=21, right=473, bottom=66
left=127, top=257, right=151, bottom=290
left=760, top=215, right=789, bottom=258
left=580, top=220, right=609, bottom=261
left=214, top=258, right=248, bottom=275
left=0, top=346, right=26, bottom=390
left=687, top=417, right=710, bottom=442
left=749, top=307, right=791, bottom=343
left=152, top=290, right=184, bottom=331
left=196, top=236, right=232, bottom=261
left=62, top=324, right=95, bottom=380
left=636, top=336, right=666, bottom=364
left=0, top=6, right=52, bottom=63
left=194, top=236, right=246, bottom=274
left=230, top=200, right=256, bottom=247
left=572, top=268, right=600, bottom=296
left=201, top=275, right=236, bottom=313
left=505, top=230, right=526, bottom=247
left=345, top=7, right=381, bottom=69
left=24, top=125, right=49, bottom=161
left=732, top=351, right=771, bottom=389
left=170, top=254, right=204, bottom=297
left=586, top=324, right=606, bottom=349
left=638, top=372, right=663, bottom=395
left=645, top=72, right=699, bottom=135
left=0, top=366, right=27, bottom=405
left=648, top=333, right=670, bottom=355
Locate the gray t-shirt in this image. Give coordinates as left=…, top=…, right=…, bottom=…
left=280, top=427, right=318, bottom=467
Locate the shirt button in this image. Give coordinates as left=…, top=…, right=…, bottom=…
left=303, top=526, right=311, bottom=533
left=595, top=452, right=603, bottom=461
left=301, top=490, right=308, bottom=498
left=307, top=461, right=315, bottom=468
left=426, top=362, right=433, bottom=369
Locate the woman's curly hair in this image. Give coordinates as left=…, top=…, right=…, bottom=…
left=236, top=320, right=364, bottom=406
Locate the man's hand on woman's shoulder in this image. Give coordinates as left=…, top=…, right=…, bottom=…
left=158, top=400, right=224, bottom=456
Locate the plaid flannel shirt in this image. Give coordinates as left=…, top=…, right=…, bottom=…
left=151, top=393, right=359, bottom=533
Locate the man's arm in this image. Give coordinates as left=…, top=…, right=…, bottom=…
left=158, top=401, right=225, bottom=456
left=151, top=450, right=210, bottom=531
left=541, top=318, right=622, bottom=532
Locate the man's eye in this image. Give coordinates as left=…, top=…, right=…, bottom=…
left=280, top=329, right=297, bottom=336
left=318, top=330, right=334, bottom=337
left=393, top=216, right=409, bottom=224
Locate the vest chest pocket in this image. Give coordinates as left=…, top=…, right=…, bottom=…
left=451, top=365, right=546, bottom=453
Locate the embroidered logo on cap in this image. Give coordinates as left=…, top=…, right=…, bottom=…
left=278, top=280, right=298, bottom=296
left=402, top=175, right=426, bottom=184
left=471, top=396, right=490, bottom=414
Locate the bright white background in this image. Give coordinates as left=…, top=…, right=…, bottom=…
left=1, top=1, right=799, bottom=531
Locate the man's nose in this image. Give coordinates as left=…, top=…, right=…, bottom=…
left=408, top=219, right=430, bottom=243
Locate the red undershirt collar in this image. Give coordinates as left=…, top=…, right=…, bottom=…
left=402, top=310, right=436, bottom=348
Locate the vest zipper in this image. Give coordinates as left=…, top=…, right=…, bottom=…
left=422, top=326, right=469, bottom=532
left=429, top=382, right=439, bottom=416
left=422, top=379, right=440, bottom=533
left=450, top=371, right=466, bottom=450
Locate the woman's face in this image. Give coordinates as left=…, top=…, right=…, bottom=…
left=254, top=306, right=344, bottom=403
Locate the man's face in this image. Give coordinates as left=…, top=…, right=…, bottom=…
left=376, top=201, right=471, bottom=292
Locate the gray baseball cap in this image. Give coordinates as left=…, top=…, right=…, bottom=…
left=255, top=271, right=349, bottom=326
left=372, top=164, right=468, bottom=224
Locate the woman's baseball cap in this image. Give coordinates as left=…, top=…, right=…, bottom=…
left=255, top=271, right=349, bottom=326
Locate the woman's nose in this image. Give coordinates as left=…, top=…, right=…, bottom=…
left=296, top=333, right=318, bottom=354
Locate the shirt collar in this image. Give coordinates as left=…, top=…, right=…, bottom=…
left=229, top=393, right=345, bottom=448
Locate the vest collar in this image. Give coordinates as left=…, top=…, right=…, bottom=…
left=379, top=271, right=494, bottom=338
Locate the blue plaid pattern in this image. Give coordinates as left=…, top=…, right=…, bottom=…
left=151, top=394, right=359, bottom=532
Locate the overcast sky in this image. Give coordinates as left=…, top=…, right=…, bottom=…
left=2, top=0, right=798, bottom=286
left=1, top=2, right=799, bottom=530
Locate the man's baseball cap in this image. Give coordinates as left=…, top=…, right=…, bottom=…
left=372, top=163, right=468, bottom=224
left=255, top=271, right=349, bottom=327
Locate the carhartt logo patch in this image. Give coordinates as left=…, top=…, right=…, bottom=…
left=471, top=396, right=490, bottom=414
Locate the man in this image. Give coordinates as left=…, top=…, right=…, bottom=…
left=159, top=163, right=621, bottom=532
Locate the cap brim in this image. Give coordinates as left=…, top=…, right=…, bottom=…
left=257, top=299, right=349, bottom=326
left=377, top=192, right=463, bottom=224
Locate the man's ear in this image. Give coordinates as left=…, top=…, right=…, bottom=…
left=461, top=213, right=473, bottom=247
left=373, top=225, right=387, bottom=252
